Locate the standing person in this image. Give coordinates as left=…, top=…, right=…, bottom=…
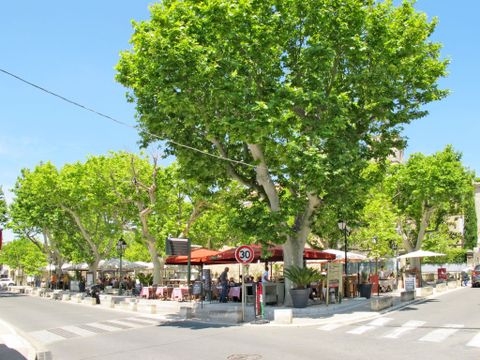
left=219, top=267, right=229, bottom=303
left=262, top=263, right=270, bottom=283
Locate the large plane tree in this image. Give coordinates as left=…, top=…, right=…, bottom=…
left=116, top=0, right=448, bottom=303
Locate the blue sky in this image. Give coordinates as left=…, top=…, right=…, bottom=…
left=0, top=1, right=478, bottom=242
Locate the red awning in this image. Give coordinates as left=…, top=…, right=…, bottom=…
left=205, top=245, right=335, bottom=264
left=165, top=248, right=221, bottom=265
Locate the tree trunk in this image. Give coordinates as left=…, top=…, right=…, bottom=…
left=282, top=193, right=320, bottom=306
left=88, top=257, right=100, bottom=285
left=147, top=242, right=162, bottom=285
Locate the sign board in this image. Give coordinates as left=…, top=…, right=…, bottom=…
left=166, top=237, right=190, bottom=256
left=327, top=263, right=342, bottom=287
left=234, top=245, right=255, bottom=264
left=326, top=263, right=343, bottom=306
left=437, top=268, right=447, bottom=281
left=405, top=275, right=416, bottom=292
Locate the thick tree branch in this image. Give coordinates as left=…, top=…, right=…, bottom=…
left=247, top=143, right=280, bottom=211
left=61, top=205, right=99, bottom=259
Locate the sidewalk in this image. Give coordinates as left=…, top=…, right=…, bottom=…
left=265, top=282, right=464, bottom=327
left=0, top=316, right=46, bottom=360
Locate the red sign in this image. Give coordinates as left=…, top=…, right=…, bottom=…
left=438, top=268, right=447, bottom=280
left=234, top=245, right=255, bottom=264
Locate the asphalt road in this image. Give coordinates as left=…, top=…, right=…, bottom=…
left=0, top=288, right=479, bottom=360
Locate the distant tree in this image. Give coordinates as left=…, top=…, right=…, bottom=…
left=386, top=146, right=474, bottom=265
left=0, top=238, right=46, bottom=277
left=350, top=190, right=402, bottom=259
left=463, top=191, right=478, bottom=249
left=9, top=163, right=78, bottom=277
left=0, top=186, right=8, bottom=228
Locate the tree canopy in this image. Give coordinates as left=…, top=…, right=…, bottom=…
left=117, top=0, right=448, bottom=302
left=387, top=145, right=475, bottom=254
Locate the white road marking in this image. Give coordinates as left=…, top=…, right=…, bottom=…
left=87, top=322, right=122, bottom=332
left=318, top=323, right=344, bottom=331
left=419, top=324, right=464, bottom=343
left=466, top=332, right=480, bottom=347
left=383, top=320, right=426, bottom=339
left=347, top=318, right=393, bottom=335
left=106, top=319, right=147, bottom=328
left=29, top=330, right=66, bottom=344
left=1, top=334, right=30, bottom=349
left=61, top=325, right=97, bottom=337
left=126, top=317, right=159, bottom=325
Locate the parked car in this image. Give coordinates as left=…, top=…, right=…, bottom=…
left=0, top=278, right=15, bottom=288
left=472, top=265, right=480, bottom=288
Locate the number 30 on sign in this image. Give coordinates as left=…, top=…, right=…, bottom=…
left=235, top=245, right=255, bottom=264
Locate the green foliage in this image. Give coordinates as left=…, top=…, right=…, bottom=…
left=116, top=0, right=448, bottom=266
left=387, top=146, right=474, bottom=251
left=361, top=271, right=370, bottom=283
left=0, top=238, right=47, bottom=275
left=124, top=238, right=151, bottom=262
left=283, top=265, right=322, bottom=289
left=350, top=190, right=402, bottom=258
left=0, top=187, right=8, bottom=227
left=463, top=191, right=478, bottom=249
left=136, top=272, right=153, bottom=286
left=422, top=223, right=465, bottom=263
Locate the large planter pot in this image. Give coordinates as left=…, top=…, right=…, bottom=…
left=290, top=288, right=310, bottom=308
left=359, top=283, right=372, bottom=299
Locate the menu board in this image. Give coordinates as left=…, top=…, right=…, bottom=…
left=405, top=275, right=416, bottom=291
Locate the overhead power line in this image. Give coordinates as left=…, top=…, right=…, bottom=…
left=0, top=68, right=258, bottom=169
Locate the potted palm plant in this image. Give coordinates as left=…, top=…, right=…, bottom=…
left=284, top=265, right=322, bottom=308
left=358, top=271, right=372, bottom=299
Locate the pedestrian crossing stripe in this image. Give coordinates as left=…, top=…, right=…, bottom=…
left=28, top=317, right=162, bottom=344
left=318, top=319, right=480, bottom=348
left=466, top=332, right=480, bottom=348
left=383, top=320, right=426, bottom=339
left=419, top=324, right=464, bottom=343
left=347, top=318, right=393, bottom=335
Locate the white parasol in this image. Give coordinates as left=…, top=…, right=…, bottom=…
left=397, top=250, right=445, bottom=259
left=397, top=250, right=446, bottom=287
left=323, top=249, right=367, bottom=263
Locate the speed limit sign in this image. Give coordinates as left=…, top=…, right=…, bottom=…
left=235, top=245, right=255, bottom=264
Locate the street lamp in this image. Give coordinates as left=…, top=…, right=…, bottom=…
left=337, top=221, right=350, bottom=276
left=372, top=236, right=379, bottom=297
left=390, top=240, right=399, bottom=290
left=116, top=237, right=127, bottom=295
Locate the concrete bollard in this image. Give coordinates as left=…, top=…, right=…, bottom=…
left=416, top=286, right=433, bottom=297
left=435, top=283, right=447, bottom=293
left=180, top=307, right=193, bottom=319
left=274, top=309, right=293, bottom=324
left=400, top=291, right=415, bottom=302
left=139, top=304, right=156, bottom=314
left=448, top=281, right=457, bottom=289
left=370, top=296, right=393, bottom=311
left=62, top=294, right=71, bottom=301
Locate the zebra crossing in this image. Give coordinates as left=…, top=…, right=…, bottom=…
left=29, top=316, right=161, bottom=344
left=318, top=317, right=480, bottom=348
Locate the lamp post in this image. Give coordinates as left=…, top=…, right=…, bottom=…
left=390, top=240, right=399, bottom=290
left=373, top=236, right=379, bottom=297
left=337, top=221, right=349, bottom=276
left=116, top=237, right=127, bottom=295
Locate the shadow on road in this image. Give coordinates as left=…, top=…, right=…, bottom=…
left=0, top=344, right=26, bottom=360
left=0, top=292, right=26, bottom=299
left=158, top=320, right=235, bottom=330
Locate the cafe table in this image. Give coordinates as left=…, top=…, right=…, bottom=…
left=171, top=287, right=189, bottom=301
left=228, top=286, right=241, bottom=300
left=155, top=286, right=172, bottom=300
